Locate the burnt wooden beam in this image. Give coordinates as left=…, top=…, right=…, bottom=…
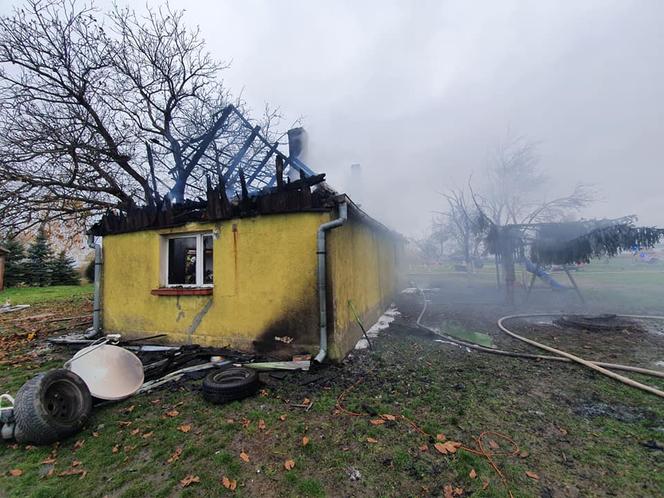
left=247, top=142, right=279, bottom=186
left=239, top=168, right=249, bottom=200
left=275, top=155, right=284, bottom=190
left=90, top=173, right=331, bottom=236
left=279, top=173, right=325, bottom=192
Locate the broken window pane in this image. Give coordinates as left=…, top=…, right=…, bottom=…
left=203, top=235, right=213, bottom=284
left=168, top=237, right=197, bottom=285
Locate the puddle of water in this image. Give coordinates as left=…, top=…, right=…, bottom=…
left=441, top=321, right=494, bottom=348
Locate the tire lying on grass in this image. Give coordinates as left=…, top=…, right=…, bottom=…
left=202, top=367, right=259, bottom=404
left=13, top=369, right=93, bottom=445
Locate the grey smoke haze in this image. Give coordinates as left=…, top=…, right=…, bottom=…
left=6, top=0, right=663, bottom=235
left=179, top=0, right=663, bottom=236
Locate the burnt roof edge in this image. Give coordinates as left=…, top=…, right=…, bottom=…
left=333, top=194, right=404, bottom=242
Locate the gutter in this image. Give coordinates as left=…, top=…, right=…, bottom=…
left=86, top=234, right=102, bottom=339
left=314, top=201, right=348, bottom=363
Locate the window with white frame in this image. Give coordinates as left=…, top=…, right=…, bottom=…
left=164, top=233, right=213, bottom=287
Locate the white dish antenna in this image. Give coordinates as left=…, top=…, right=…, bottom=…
left=69, top=344, right=144, bottom=400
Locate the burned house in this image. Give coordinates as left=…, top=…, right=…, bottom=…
left=89, top=125, right=403, bottom=361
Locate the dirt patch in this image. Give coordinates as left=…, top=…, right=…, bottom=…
left=504, top=319, right=664, bottom=369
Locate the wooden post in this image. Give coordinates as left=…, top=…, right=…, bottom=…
left=275, top=156, right=284, bottom=189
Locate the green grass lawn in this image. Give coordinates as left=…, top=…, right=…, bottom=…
left=0, top=284, right=93, bottom=305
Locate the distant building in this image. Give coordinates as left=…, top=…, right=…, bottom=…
left=17, top=220, right=92, bottom=268
left=347, top=163, right=365, bottom=205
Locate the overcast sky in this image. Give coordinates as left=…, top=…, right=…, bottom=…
left=8, top=0, right=663, bottom=236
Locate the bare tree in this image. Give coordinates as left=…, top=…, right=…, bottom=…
left=0, top=0, right=279, bottom=234
left=429, top=134, right=597, bottom=296
left=436, top=189, right=484, bottom=268
left=414, top=216, right=451, bottom=264
left=0, top=0, right=147, bottom=233
left=480, top=135, right=595, bottom=226
left=471, top=135, right=597, bottom=302
left=107, top=3, right=237, bottom=203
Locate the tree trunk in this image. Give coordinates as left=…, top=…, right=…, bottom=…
left=501, top=228, right=516, bottom=305
left=169, top=180, right=186, bottom=204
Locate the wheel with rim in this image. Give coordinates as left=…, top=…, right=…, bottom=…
left=202, top=367, right=259, bottom=404
left=13, top=369, right=92, bottom=445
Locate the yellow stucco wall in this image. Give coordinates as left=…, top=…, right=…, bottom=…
left=102, top=208, right=402, bottom=360
left=102, top=212, right=328, bottom=354
left=326, top=216, right=403, bottom=359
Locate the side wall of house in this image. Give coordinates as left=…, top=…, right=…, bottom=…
left=326, top=216, right=403, bottom=360
left=102, top=212, right=328, bottom=355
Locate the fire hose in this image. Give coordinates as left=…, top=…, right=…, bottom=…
left=416, top=290, right=664, bottom=398
left=497, top=314, right=664, bottom=398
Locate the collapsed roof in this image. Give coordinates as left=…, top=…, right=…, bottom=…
left=89, top=106, right=401, bottom=240
left=176, top=105, right=315, bottom=197
left=89, top=170, right=333, bottom=236
left=89, top=106, right=326, bottom=236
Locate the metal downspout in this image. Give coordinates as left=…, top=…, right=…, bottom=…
left=86, top=234, right=102, bottom=339
left=315, top=201, right=348, bottom=363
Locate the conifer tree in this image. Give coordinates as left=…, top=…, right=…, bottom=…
left=25, top=228, right=54, bottom=286
left=51, top=251, right=80, bottom=286
left=1, top=236, right=26, bottom=287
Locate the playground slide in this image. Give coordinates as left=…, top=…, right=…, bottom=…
left=524, top=259, right=568, bottom=290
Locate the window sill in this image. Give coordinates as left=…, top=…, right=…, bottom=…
left=151, top=287, right=213, bottom=296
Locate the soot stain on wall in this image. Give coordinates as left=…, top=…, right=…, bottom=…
left=253, top=295, right=318, bottom=356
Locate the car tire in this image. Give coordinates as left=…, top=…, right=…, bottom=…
left=202, top=367, right=259, bottom=404
left=13, top=369, right=93, bottom=445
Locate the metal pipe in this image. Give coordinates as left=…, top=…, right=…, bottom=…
left=86, top=234, right=102, bottom=339
left=1, top=393, right=15, bottom=440
left=315, top=201, right=348, bottom=363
